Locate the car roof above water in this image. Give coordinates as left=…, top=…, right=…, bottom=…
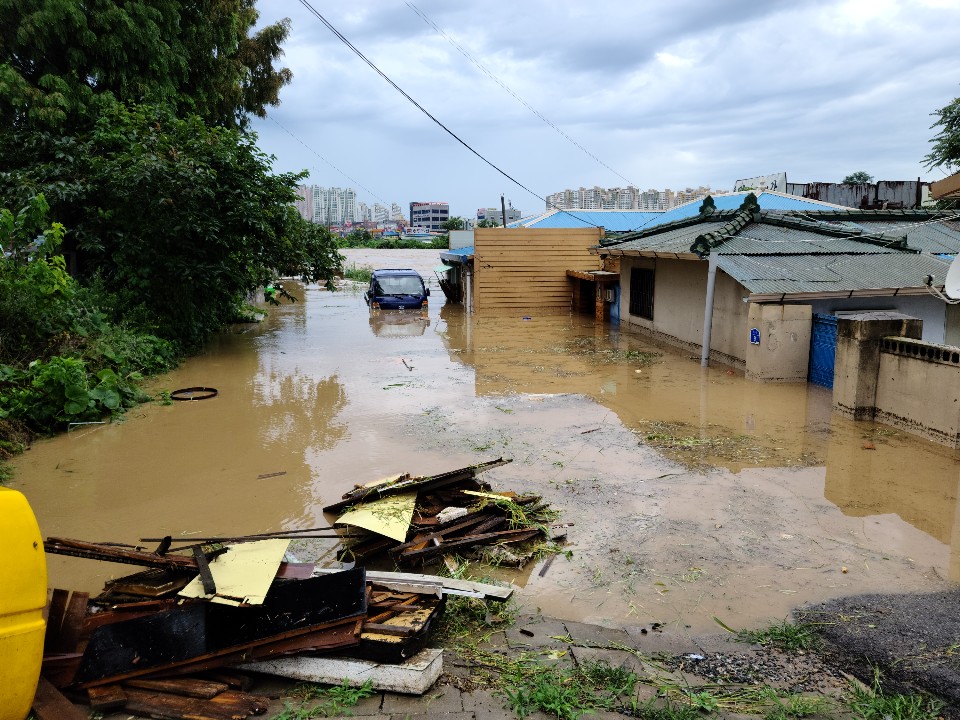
left=372, top=268, right=421, bottom=275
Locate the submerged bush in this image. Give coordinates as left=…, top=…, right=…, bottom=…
left=0, top=196, right=178, bottom=441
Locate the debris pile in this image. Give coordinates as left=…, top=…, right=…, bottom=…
left=326, top=458, right=564, bottom=567
left=31, top=459, right=558, bottom=719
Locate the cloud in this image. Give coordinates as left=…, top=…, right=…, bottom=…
left=253, top=0, right=960, bottom=216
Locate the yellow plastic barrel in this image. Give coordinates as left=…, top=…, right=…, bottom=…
left=0, top=488, right=47, bottom=720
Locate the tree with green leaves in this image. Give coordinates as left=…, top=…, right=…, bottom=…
left=925, top=92, right=960, bottom=172
left=441, top=217, right=465, bottom=232
left=842, top=171, right=874, bottom=184
left=0, top=103, right=341, bottom=349
left=476, top=218, right=500, bottom=228
left=0, top=0, right=292, bottom=130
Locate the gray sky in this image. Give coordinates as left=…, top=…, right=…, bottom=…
left=251, top=0, right=960, bottom=219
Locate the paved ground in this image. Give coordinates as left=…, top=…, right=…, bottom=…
left=254, top=611, right=856, bottom=720
left=800, top=589, right=960, bottom=715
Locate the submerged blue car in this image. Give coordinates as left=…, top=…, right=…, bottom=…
left=364, top=268, right=430, bottom=311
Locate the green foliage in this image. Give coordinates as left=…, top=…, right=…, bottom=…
left=477, top=218, right=500, bottom=228
left=274, top=679, right=375, bottom=719
left=631, top=699, right=702, bottom=720
left=0, top=197, right=178, bottom=443
left=442, top=216, right=465, bottom=231
left=335, top=231, right=447, bottom=250
left=842, top=171, right=874, bottom=184
left=0, top=358, right=147, bottom=430
left=0, top=0, right=292, bottom=131
left=847, top=669, right=943, bottom=720
left=763, top=690, right=830, bottom=720
left=342, top=264, right=373, bottom=283
left=925, top=90, right=960, bottom=171
left=736, top=619, right=822, bottom=652
left=0, top=104, right=341, bottom=348
left=502, top=659, right=638, bottom=719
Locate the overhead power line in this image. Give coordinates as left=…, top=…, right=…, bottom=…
left=296, top=0, right=604, bottom=230
left=406, top=1, right=637, bottom=190
left=268, top=115, right=389, bottom=206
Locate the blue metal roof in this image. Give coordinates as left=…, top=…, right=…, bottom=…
left=439, top=246, right=473, bottom=264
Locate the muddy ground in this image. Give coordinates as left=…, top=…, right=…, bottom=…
left=11, top=249, right=960, bottom=714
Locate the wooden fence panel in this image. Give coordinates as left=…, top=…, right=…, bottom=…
left=473, top=228, right=603, bottom=312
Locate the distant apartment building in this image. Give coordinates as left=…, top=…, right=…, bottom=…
left=295, top=185, right=312, bottom=220
left=355, top=201, right=372, bottom=223
left=547, top=185, right=711, bottom=211
left=477, top=204, right=522, bottom=226
left=409, top=201, right=449, bottom=231
left=295, top=185, right=358, bottom=226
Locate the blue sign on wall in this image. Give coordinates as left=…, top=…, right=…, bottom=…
left=749, top=328, right=760, bottom=345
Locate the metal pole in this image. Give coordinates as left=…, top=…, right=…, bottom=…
left=501, top=194, right=508, bottom=228
left=465, top=264, right=473, bottom=314
left=700, top=252, right=718, bottom=367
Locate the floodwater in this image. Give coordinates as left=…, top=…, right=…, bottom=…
left=12, top=249, right=960, bottom=635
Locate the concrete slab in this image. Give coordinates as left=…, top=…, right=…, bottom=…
left=505, top=617, right=570, bottom=649
left=381, top=685, right=464, bottom=715
left=561, top=621, right=632, bottom=648
left=387, top=713, right=475, bottom=720
left=459, top=687, right=508, bottom=720
left=239, top=648, right=443, bottom=695
left=623, top=625, right=705, bottom=655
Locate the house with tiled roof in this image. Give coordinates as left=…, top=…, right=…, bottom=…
left=597, top=193, right=960, bottom=384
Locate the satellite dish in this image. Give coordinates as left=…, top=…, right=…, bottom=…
left=946, top=255, right=960, bottom=301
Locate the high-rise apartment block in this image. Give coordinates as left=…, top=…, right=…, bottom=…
left=295, top=185, right=357, bottom=226
left=546, top=185, right=712, bottom=212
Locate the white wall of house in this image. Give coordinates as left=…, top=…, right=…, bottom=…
left=619, top=256, right=750, bottom=365
left=809, top=295, right=948, bottom=345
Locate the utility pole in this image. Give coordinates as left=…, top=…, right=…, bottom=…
left=500, top=194, right=508, bottom=228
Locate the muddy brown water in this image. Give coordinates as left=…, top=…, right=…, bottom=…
left=12, top=249, right=960, bottom=635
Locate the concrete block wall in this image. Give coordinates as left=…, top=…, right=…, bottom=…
left=833, top=312, right=960, bottom=448
left=874, top=339, right=960, bottom=448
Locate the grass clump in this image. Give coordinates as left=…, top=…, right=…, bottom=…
left=274, top=679, right=375, bottom=719
left=847, top=669, right=943, bottom=720
left=736, top=619, right=822, bottom=653
left=502, top=659, right=638, bottom=719
left=342, top=263, right=373, bottom=282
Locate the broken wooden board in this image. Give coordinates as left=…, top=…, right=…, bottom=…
left=122, top=686, right=269, bottom=720
left=312, top=568, right=515, bottom=601
left=239, top=646, right=443, bottom=695
left=32, top=677, right=88, bottom=720
left=356, top=589, right=445, bottom=664
left=322, top=458, right=510, bottom=513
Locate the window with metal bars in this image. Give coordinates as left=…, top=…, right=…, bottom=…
left=629, top=267, right=654, bottom=319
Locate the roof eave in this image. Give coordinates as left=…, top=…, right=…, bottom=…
left=747, top=286, right=935, bottom=302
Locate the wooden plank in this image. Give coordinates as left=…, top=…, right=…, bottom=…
left=313, top=568, right=514, bottom=600
left=199, top=670, right=254, bottom=691
left=125, top=677, right=229, bottom=699
left=123, top=687, right=268, bottom=720
left=58, top=591, right=88, bottom=653
left=32, top=676, right=88, bottom=720
left=44, top=589, right=69, bottom=652
left=87, top=684, right=127, bottom=710
left=398, top=528, right=540, bottom=563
